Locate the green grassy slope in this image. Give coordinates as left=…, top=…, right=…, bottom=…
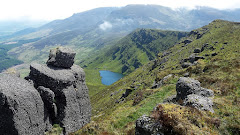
left=0, top=38, right=40, bottom=72
left=74, top=20, right=240, bottom=135
left=84, top=29, right=188, bottom=74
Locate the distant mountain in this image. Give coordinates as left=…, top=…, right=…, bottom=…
left=85, top=29, right=188, bottom=74
left=3, top=4, right=240, bottom=71
left=100, top=5, right=240, bottom=31
left=0, top=20, right=47, bottom=37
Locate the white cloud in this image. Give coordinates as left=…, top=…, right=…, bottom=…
left=0, top=0, right=240, bottom=21
left=99, top=21, right=113, bottom=31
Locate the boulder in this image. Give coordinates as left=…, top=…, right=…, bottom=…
left=152, top=74, right=173, bottom=89
left=120, top=88, right=133, bottom=99
left=176, top=77, right=214, bottom=100
left=175, top=77, right=214, bottom=112
left=0, top=74, right=47, bottom=135
left=181, top=62, right=193, bottom=68
left=47, top=47, right=76, bottom=68
left=135, top=115, right=163, bottom=135
left=189, top=53, right=197, bottom=63
left=182, top=39, right=192, bottom=44
left=27, top=63, right=91, bottom=134
left=194, top=48, right=201, bottom=53
left=211, top=52, right=218, bottom=56
left=201, top=43, right=215, bottom=52
left=183, top=94, right=214, bottom=112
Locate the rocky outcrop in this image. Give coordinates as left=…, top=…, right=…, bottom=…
left=176, top=77, right=214, bottom=112
left=0, top=74, right=48, bottom=135
left=135, top=115, right=163, bottom=135
left=183, top=94, right=214, bottom=112
left=47, top=47, right=76, bottom=68
left=136, top=77, right=214, bottom=134
left=0, top=47, right=91, bottom=135
left=27, top=47, right=91, bottom=134
left=181, top=50, right=205, bottom=68
left=152, top=74, right=173, bottom=89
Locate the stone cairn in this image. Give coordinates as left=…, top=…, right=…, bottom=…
left=0, top=47, right=91, bottom=135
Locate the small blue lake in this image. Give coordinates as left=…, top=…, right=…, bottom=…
left=99, top=70, right=124, bottom=85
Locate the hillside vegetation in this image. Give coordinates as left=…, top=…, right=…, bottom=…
left=74, top=20, right=240, bottom=135
left=0, top=38, right=40, bottom=72
left=84, top=29, right=188, bottom=74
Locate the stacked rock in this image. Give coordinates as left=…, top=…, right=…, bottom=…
left=27, top=47, right=91, bottom=134
left=0, top=47, right=91, bottom=135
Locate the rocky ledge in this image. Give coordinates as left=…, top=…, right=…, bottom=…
left=0, top=47, right=91, bottom=135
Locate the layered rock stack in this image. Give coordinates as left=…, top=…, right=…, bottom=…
left=0, top=47, right=91, bottom=135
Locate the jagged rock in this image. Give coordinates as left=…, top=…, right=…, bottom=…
left=189, top=53, right=197, bottom=63
left=152, top=74, right=173, bottom=89
left=0, top=74, right=47, bottom=135
left=211, top=52, right=218, bottom=56
left=120, top=88, right=133, bottom=99
left=160, top=51, right=171, bottom=58
left=152, top=58, right=167, bottom=70
left=27, top=63, right=91, bottom=134
left=194, top=48, right=201, bottom=53
left=135, top=115, right=163, bottom=135
left=195, top=56, right=205, bottom=60
left=183, top=94, right=214, bottom=112
left=182, top=39, right=192, bottom=44
left=181, top=62, right=193, bottom=68
left=201, top=43, right=215, bottom=52
left=176, top=77, right=214, bottom=100
left=47, top=47, right=76, bottom=68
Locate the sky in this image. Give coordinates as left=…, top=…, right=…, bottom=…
left=0, top=0, right=240, bottom=21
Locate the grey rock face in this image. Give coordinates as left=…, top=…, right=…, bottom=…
left=37, top=86, right=57, bottom=121
left=0, top=47, right=90, bottom=135
left=180, top=53, right=205, bottom=69
left=136, top=77, right=215, bottom=134
left=135, top=115, right=163, bottom=135
left=27, top=63, right=91, bottom=134
left=0, top=74, right=47, bottom=135
left=47, top=47, right=76, bottom=68
left=181, top=62, right=193, bottom=68
left=176, top=77, right=214, bottom=100
left=176, top=77, right=214, bottom=112
left=152, top=74, right=173, bottom=89
left=28, top=63, right=76, bottom=90
left=183, top=94, right=214, bottom=112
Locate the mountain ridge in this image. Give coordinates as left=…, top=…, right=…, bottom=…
left=84, top=28, right=188, bottom=74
